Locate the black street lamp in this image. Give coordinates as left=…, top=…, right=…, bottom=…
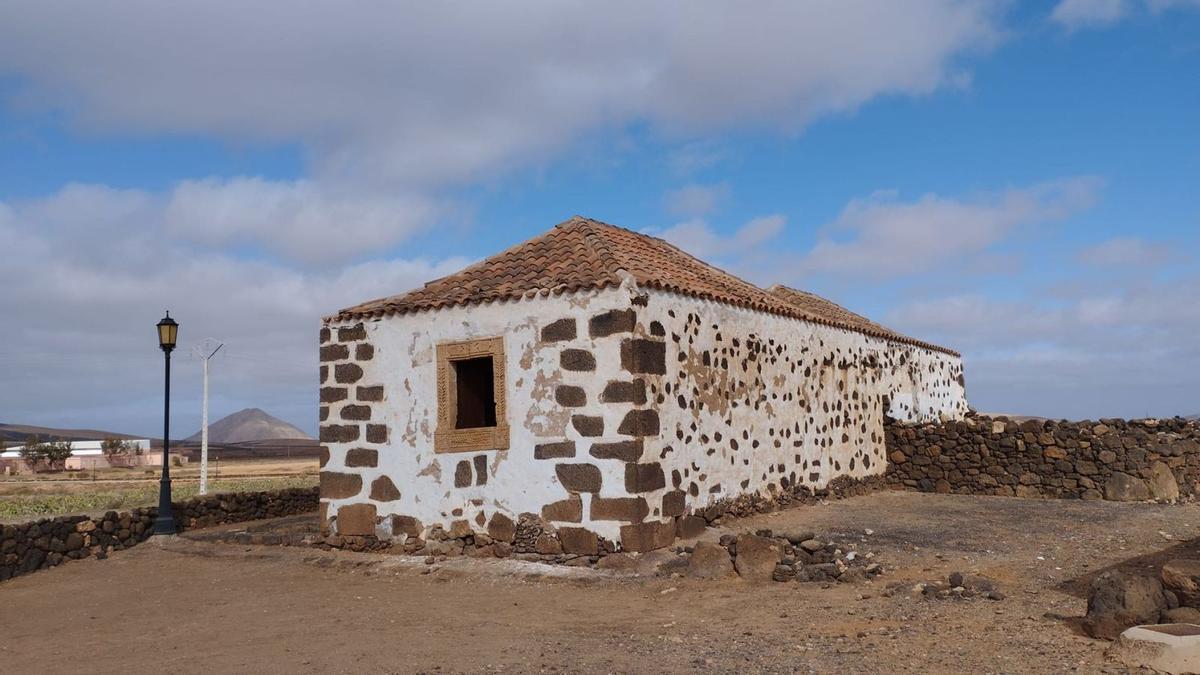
left=154, top=312, right=179, bottom=536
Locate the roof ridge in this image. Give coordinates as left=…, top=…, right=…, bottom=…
left=574, top=218, right=630, bottom=286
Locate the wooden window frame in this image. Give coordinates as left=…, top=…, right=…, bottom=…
left=434, top=337, right=509, bottom=453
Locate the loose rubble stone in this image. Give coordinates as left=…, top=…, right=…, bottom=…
left=1162, top=559, right=1200, bottom=607
left=733, top=534, right=782, bottom=583
left=687, top=542, right=736, bottom=579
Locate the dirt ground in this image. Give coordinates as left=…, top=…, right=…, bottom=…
left=3, top=491, right=1197, bottom=674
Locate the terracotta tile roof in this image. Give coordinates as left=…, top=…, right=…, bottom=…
left=329, top=216, right=958, bottom=356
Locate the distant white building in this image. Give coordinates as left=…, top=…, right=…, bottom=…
left=1, top=439, right=158, bottom=471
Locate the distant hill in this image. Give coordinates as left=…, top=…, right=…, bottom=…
left=185, top=408, right=311, bottom=444
left=0, top=422, right=139, bottom=445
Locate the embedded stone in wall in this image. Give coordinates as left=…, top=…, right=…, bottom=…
left=355, top=343, right=374, bottom=360
left=590, top=496, right=649, bottom=522
left=320, top=327, right=331, bottom=344
left=661, top=490, right=686, bottom=517
left=555, top=464, right=602, bottom=493
left=571, top=415, right=604, bottom=437
left=620, top=520, right=675, bottom=552
left=320, top=344, right=349, bottom=362
left=558, top=527, right=599, bottom=555
left=320, top=386, right=348, bottom=403
left=321, top=471, right=363, bottom=499
left=555, top=385, right=586, bottom=407
left=589, top=440, right=643, bottom=462
left=334, top=363, right=364, bottom=384
left=542, top=495, right=583, bottom=522
left=625, top=462, right=666, bottom=493
left=1105, top=472, right=1150, bottom=502
left=370, top=476, right=401, bottom=501
left=344, top=447, right=378, bottom=468
left=617, top=409, right=660, bottom=437
left=600, top=379, right=647, bottom=404
left=534, top=440, right=576, bottom=460
left=319, top=406, right=329, bottom=422
left=454, top=460, right=472, bottom=488
left=338, top=324, right=367, bottom=342
left=473, top=454, right=488, bottom=486
left=620, top=339, right=666, bottom=375
left=392, top=515, right=422, bottom=537
left=341, top=404, right=372, bottom=421
left=319, top=446, right=330, bottom=468
left=589, top=309, right=636, bottom=338
left=675, top=515, right=706, bottom=539
left=366, top=424, right=388, bottom=444
left=357, top=385, right=384, bottom=402
left=336, top=503, right=376, bottom=536
left=320, top=365, right=328, bottom=383
left=487, top=512, right=515, bottom=542
left=320, top=424, right=360, bottom=443
left=541, top=318, right=577, bottom=342
left=561, top=349, right=596, bottom=371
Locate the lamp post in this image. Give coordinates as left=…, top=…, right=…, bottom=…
left=154, top=312, right=179, bottom=535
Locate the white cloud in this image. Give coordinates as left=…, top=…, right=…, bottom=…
left=1078, top=237, right=1177, bottom=266
left=164, top=177, right=438, bottom=265
left=1051, top=0, right=1200, bottom=28
left=656, top=214, right=786, bottom=262
left=0, top=2, right=1000, bottom=189
left=1051, top=0, right=1129, bottom=28
left=663, top=183, right=730, bottom=217
left=0, top=185, right=468, bottom=436
left=886, top=279, right=1200, bottom=418
left=799, top=177, right=1102, bottom=279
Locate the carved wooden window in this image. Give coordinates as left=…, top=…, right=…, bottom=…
left=435, top=337, right=509, bottom=453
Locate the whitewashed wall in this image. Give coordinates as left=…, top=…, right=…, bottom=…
left=322, top=286, right=642, bottom=542
left=645, top=289, right=967, bottom=514
left=321, top=282, right=967, bottom=548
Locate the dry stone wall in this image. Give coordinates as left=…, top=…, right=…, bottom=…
left=885, top=416, right=1200, bottom=501
left=0, top=486, right=317, bottom=583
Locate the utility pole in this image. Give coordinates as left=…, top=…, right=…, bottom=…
left=196, top=340, right=223, bottom=495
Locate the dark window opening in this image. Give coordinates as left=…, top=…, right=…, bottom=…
left=454, top=356, right=496, bottom=429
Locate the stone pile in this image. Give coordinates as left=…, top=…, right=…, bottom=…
left=680, top=530, right=882, bottom=583
left=881, top=571, right=1005, bottom=601
left=0, top=486, right=318, bottom=583
left=1085, top=559, right=1200, bottom=640
left=698, top=475, right=887, bottom=524
left=886, top=415, right=1200, bottom=501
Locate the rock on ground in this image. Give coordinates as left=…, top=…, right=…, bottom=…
left=733, top=534, right=781, bottom=583
left=1162, top=559, right=1200, bottom=607
left=1085, top=570, right=1166, bottom=640
left=687, top=542, right=736, bottom=580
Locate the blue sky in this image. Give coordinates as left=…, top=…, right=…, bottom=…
left=0, top=1, right=1197, bottom=437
